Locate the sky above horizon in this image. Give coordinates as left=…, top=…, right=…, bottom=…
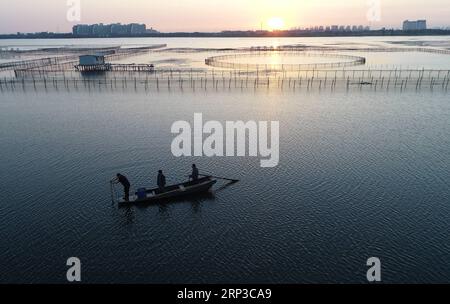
left=0, top=0, right=449, bottom=34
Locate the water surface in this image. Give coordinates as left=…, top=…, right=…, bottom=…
left=0, top=87, right=449, bottom=283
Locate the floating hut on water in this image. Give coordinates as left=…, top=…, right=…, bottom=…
left=75, top=53, right=112, bottom=72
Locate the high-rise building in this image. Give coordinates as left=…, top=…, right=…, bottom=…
left=403, top=20, right=427, bottom=31
left=72, top=24, right=92, bottom=36
left=289, top=24, right=372, bottom=33
left=417, top=20, right=427, bottom=30
left=111, top=23, right=127, bottom=35
left=130, top=23, right=146, bottom=34
left=73, top=23, right=153, bottom=36
left=91, top=23, right=111, bottom=36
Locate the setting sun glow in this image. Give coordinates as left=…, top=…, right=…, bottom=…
left=267, top=17, right=285, bottom=31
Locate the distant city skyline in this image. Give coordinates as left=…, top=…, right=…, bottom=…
left=72, top=23, right=159, bottom=37
left=0, top=0, right=449, bottom=34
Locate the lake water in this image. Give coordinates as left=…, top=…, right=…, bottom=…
left=0, top=37, right=450, bottom=283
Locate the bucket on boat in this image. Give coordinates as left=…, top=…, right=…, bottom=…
left=137, top=188, right=147, bottom=200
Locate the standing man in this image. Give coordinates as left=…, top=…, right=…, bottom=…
left=190, top=164, right=199, bottom=181
left=157, top=170, right=166, bottom=191
left=112, top=173, right=131, bottom=202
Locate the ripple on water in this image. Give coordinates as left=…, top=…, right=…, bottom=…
left=0, top=89, right=449, bottom=283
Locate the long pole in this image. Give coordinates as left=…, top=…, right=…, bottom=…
left=199, top=174, right=239, bottom=183
left=110, top=181, right=116, bottom=204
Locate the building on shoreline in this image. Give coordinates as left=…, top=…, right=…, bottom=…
left=72, top=23, right=158, bottom=37
left=403, top=20, right=427, bottom=31
left=289, top=25, right=371, bottom=33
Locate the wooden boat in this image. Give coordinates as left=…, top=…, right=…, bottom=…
left=118, top=176, right=217, bottom=206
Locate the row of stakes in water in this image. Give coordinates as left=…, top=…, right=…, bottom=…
left=1, top=74, right=449, bottom=92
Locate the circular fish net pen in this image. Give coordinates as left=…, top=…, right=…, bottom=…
left=205, top=51, right=366, bottom=71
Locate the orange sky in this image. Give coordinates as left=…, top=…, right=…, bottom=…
left=0, top=0, right=449, bottom=33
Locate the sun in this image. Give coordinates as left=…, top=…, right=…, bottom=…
left=267, top=17, right=285, bottom=31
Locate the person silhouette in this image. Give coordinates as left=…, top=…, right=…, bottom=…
left=157, top=170, right=166, bottom=191
left=190, top=164, right=199, bottom=181
left=112, top=173, right=130, bottom=202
